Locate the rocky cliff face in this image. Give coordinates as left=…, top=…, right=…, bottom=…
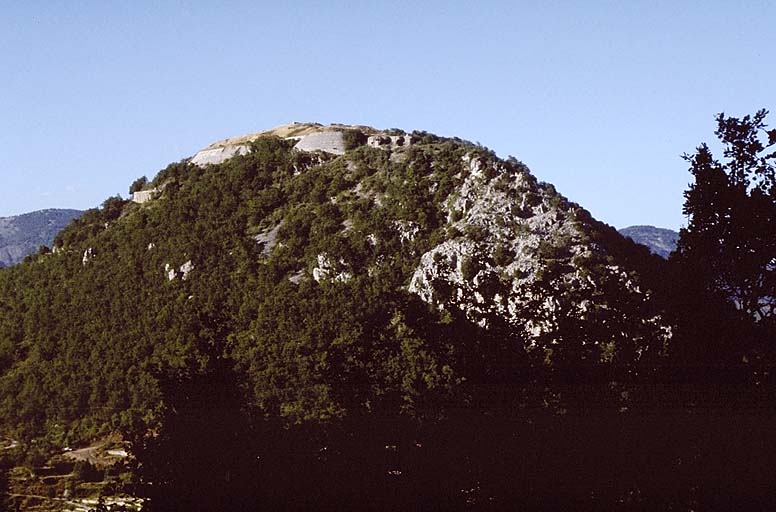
left=405, top=154, right=671, bottom=362
left=0, top=209, right=83, bottom=267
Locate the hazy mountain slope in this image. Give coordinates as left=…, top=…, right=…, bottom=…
left=619, top=225, right=679, bottom=259
left=0, top=209, right=83, bottom=267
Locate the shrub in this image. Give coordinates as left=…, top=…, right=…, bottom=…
left=342, top=130, right=368, bottom=151
left=72, top=460, right=103, bottom=482
left=464, top=224, right=488, bottom=242
left=129, top=176, right=148, bottom=195
left=461, top=256, right=481, bottom=281
left=493, top=244, right=515, bottom=267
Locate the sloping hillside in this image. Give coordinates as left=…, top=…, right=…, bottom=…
left=0, top=124, right=692, bottom=510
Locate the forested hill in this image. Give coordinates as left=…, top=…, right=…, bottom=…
left=0, top=123, right=683, bottom=508
left=0, top=208, right=83, bottom=267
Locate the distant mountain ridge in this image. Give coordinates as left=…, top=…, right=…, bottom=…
left=0, top=208, right=83, bottom=267
left=619, top=225, right=679, bottom=259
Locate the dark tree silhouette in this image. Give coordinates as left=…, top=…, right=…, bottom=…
left=673, top=109, right=776, bottom=360
left=126, top=359, right=262, bottom=512
left=0, top=455, right=9, bottom=511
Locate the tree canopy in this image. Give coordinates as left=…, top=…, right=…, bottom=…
left=677, top=110, right=776, bottom=332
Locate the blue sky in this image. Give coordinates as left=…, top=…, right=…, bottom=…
left=1, top=1, right=774, bottom=229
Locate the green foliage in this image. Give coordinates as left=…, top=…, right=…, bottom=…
left=342, top=129, right=368, bottom=151
left=73, top=460, right=103, bottom=482
left=536, top=239, right=571, bottom=261
left=463, top=224, right=487, bottom=242
left=410, top=130, right=443, bottom=145
left=0, top=133, right=473, bottom=446
left=460, top=256, right=481, bottom=281
left=492, top=244, right=515, bottom=267
left=128, top=176, right=148, bottom=195
left=101, top=195, right=127, bottom=221
left=524, top=191, right=542, bottom=208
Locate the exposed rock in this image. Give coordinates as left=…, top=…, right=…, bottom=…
left=312, top=254, right=333, bottom=282
left=164, top=263, right=176, bottom=281
left=254, top=223, right=282, bottom=256
left=395, top=220, right=420, bottom=244
left=292, top=131, right=346, bottom=155
left=189, top=123, right=380, bottom=167
left=82, top=247, right=94, bottom=265
left=288, top=270, right=305, bottom=284
left=312, top=253, right=352, bottom=283
left=164, top=260, right=194, bottom=280
left=408, top=153, right=671, bottom=361
left=190, top=145, right=250, bottom=166
left=132, top=188, right=160, bottom=204
left=190, top=131, right=347, bottom=167
left=180, top=260, right=194, bottom=280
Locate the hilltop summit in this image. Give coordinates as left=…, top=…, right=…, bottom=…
left=189, top=122, right=416, bottom=165
left=202, top=122, right=380, bottom=149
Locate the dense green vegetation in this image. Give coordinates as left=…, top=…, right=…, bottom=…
left=0, top=116, right=774, bottom=510
left=0, top=136, right=514, bottom=441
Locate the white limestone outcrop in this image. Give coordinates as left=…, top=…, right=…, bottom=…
left=188, top=123, right=385, bottom=168
left=312, top=253, right=352, bottom=283
left=82, top=247, right=94, bottom=265
left=132, top=188, right=160, bottom=204
left=165, top=260, right=194, bottom=281
left=407, top=153, right=671, bottom=361
left=292, top=131, right=346, bottom=155
left=190, top=145, right=250, bottom=166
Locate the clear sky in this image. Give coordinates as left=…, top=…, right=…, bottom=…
left=1, top=1, right=774, bottom=229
